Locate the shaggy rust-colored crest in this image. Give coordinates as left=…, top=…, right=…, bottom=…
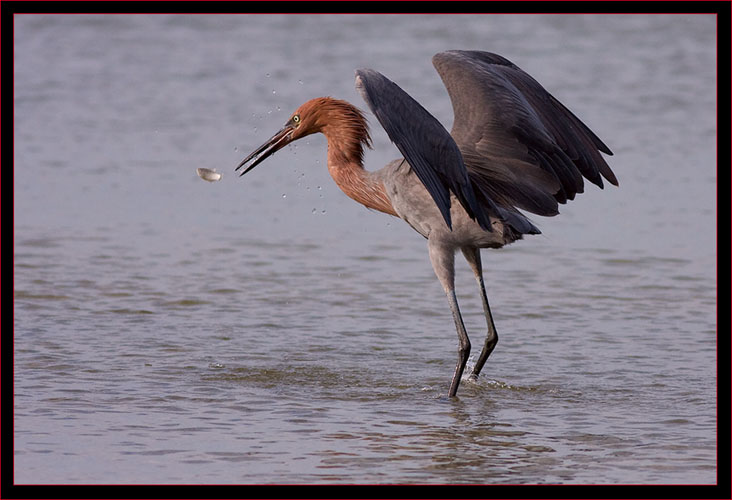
left=295, top=97, right=372, bottom=164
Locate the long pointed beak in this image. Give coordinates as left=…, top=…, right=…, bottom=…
left=235, top=125, right=294, bottom=176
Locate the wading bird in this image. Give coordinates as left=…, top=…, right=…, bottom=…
left=236, top=51, right=617, bottom=397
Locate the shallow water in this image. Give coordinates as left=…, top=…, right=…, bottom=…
left=14, top=14, right=717, bottom=484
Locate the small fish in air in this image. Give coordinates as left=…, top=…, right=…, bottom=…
left=197, top=168, right=222, bottom=182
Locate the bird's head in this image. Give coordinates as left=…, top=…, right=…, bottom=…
left=235, top=97, right=370, bottom=176
left=235, top=100, right=317, bottom=176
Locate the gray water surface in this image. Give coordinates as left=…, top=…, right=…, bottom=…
left=14, top=14, right=717, bottom=484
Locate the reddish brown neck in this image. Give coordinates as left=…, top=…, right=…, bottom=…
left=319, top=112, right=397, bottom=217
left=326, top=153, right=396, bottom=216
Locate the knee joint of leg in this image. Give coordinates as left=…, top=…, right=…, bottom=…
left=459, top=340, right=471, bottom=356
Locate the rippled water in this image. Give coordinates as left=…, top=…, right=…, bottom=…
left=14, top=14, right=717, bottom=484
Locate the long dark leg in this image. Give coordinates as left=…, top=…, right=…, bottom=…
left=446, top=289, right=471, bottom=397
left=461, top=247, right=499, bottom=381
left=428, top=242, right=470, bottom=397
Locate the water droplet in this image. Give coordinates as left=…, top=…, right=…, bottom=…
left=282, top=194, right=287, bottom=199
left=321, top=210, right=326, bottom=214
left=272, top=89, right=276, bottom=95
left=317, top=186, right=322, bottom=190
left=234, top=146, right=238, bottom=152
left=265, top=73, right=271, bottom=78
left=276, top=106, right=281, bottom=111
left=298, top=79, right=303, bottom=85
left=311, top=208, right=317, bottom=214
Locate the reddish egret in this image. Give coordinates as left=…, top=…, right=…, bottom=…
left=236, top=51, right=617, bottom=397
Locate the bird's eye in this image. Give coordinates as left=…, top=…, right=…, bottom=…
left=292, top=115, right=300, bottom=124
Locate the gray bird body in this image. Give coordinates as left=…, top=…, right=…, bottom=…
left=379, top=157, right=515, bottom=248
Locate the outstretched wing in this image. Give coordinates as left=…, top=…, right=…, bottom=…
left=355, top=68, right=493, bottom=232
left=432, top=50, right=617, bottom=217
